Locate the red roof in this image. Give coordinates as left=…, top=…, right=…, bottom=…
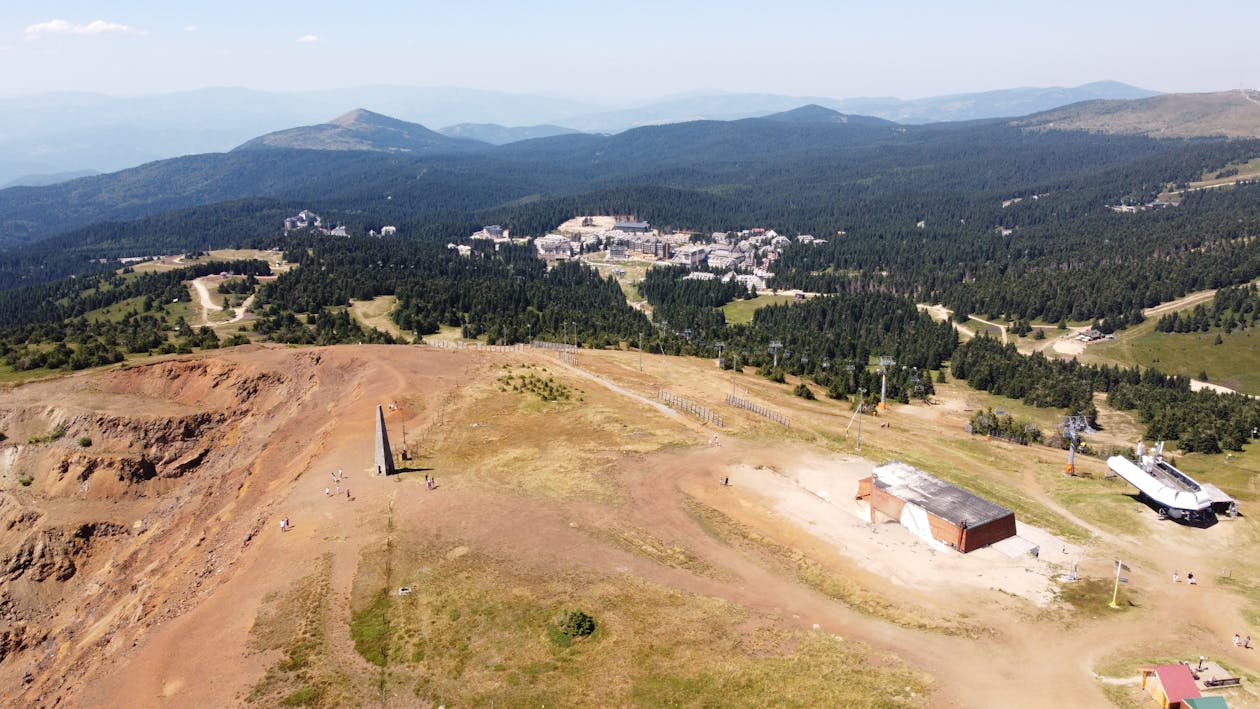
left=1154, top=664, right=1202, bottom=701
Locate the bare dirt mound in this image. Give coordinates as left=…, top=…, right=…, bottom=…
left=1, top=345, right=1258, bottom=707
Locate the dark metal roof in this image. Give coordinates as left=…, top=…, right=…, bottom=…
left=871, top=462, right=1013, bottom=528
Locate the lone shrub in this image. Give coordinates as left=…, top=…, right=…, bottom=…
left=18, top=475, right=33, bottom=487
left=78, top=436, right=93, bottom=448
left=793, top=383, right=816, bottom=400
left=557, top=609, right=596, bottom=639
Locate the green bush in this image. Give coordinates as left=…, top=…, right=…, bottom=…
left=792, top=383, right=816, bottom=400
left=78, top=436, right=93, bottom=448
left=27, top=425, right=66, bottom=445
left=557, top=609, right=596, bottom=639
left=18, top=475, right=33, bottom=487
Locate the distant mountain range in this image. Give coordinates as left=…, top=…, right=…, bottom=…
left=761, top=105, right=897, bottom=127
left=235, top=109, right=484, bottom=153
left=2, top=169, right=101, bottom=189
left=0, top=81, right=1163, bottom=184
left=1012, top=90, right=1260, bottom=138
left=832, top=81, right=1160, bottom=124
left=438, top=123, right=584, bottom=145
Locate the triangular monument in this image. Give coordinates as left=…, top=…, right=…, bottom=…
left=374, top=404, right=396, bottom=475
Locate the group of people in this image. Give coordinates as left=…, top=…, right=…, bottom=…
left=325, top=468, right=351, bottom=499
left=1172, top=570, right=1197, bottom=585
left=1234, top=633, right=1252, bottom=649
left=424, top=473, right=437, bottom=490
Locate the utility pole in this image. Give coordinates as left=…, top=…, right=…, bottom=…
left=769, top=341, right=783, bottom=368
left=856, top=388, right=866, bottom=452
left=639, top=332, right=644, bottom=371
left=731, top=353, right=739, bottom=396
left=878, top=356, right=896, bottom=410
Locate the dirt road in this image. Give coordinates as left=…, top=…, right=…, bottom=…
left=191, top=276, right=254, bottom=327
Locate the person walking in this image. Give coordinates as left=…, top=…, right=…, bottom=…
left=1188, top=572, right=1197, bottom=585
left=1234, top=633, right=1241, bottom=647
left=1246, top=636, right=1252, bottom=649
left=1172, top=570, right=1180, bottom=583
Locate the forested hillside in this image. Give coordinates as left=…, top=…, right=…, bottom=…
left=0, top=259, right=270, bottom=371
left=253, top=237, right=652, bottom=347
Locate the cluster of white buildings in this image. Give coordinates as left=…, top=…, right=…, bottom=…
left=283, top=209, right=395, bottom=238
left=526, top=218, right=831, bottom=293
left=662, top=228, right=816, bottom=272
left=283, top=210, right=322, bottom=232
left=470, top=224, right=511, bottom=242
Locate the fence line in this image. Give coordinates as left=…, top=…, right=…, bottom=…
left=658, top=389, right=724, bottom=427
left=529, top=340, right=574, bottom=351
left=424, top=341, right=525, bottom=353
left=726, top=394, right=791, bottom=427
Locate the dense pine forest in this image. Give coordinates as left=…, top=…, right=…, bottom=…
left=1156, top=283, right=1260, bottom=333
left=3, top=109, right=1260, bottom=454
left=253, top=237, right=653, bottom=347
left=951, top=336, right=1260, bottom=454
left=0, top=260, right=269, bottom=371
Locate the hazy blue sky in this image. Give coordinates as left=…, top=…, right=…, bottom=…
left=2, top=1, right=1257, bottom=100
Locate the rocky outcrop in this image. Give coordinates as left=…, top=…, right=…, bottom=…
left=2, top=522, right=128, bottom=583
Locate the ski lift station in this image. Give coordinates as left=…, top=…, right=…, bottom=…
left=1106, top=442, right=1237, bottom=523
left=856, top=462, right=1018, bottom=553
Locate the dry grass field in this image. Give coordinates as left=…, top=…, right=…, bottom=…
left=2, top=342, right=1259, bottom=707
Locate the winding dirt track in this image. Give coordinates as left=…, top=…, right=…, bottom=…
left=191, top=277, right=254, bottom=327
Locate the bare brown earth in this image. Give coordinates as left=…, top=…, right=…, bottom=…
left=2, top=344, right=1259, bottom=707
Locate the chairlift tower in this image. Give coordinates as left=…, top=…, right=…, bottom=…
left=769, top=341, right=783, bottom=368
left=715, top=341, right=725, bottom=368
left=1061, top=415, right=1089, bottom=475
left=878, top=356, right=896, bottom=409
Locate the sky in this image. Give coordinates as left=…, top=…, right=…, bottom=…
left=2, top=1, right=1259, bottom=101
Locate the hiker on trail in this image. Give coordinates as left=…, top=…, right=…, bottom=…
left=335, top=484, right=341, bottom=495
left=1246, top=636, right=1253, bottom=649
left=1235, top=634, right=1242, bottom=647
left=346, top=489, right=351, bottom=500
left=324, top=487, right=331, bottom=496
left=279, top=518, right=285, bottom=531
left=1188, top=572, right=1197, bottom=585
left=1173, top=570, right=1180, bottom=583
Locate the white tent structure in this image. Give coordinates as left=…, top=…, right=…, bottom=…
left=1106, top=442, right=1235, bottom=521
